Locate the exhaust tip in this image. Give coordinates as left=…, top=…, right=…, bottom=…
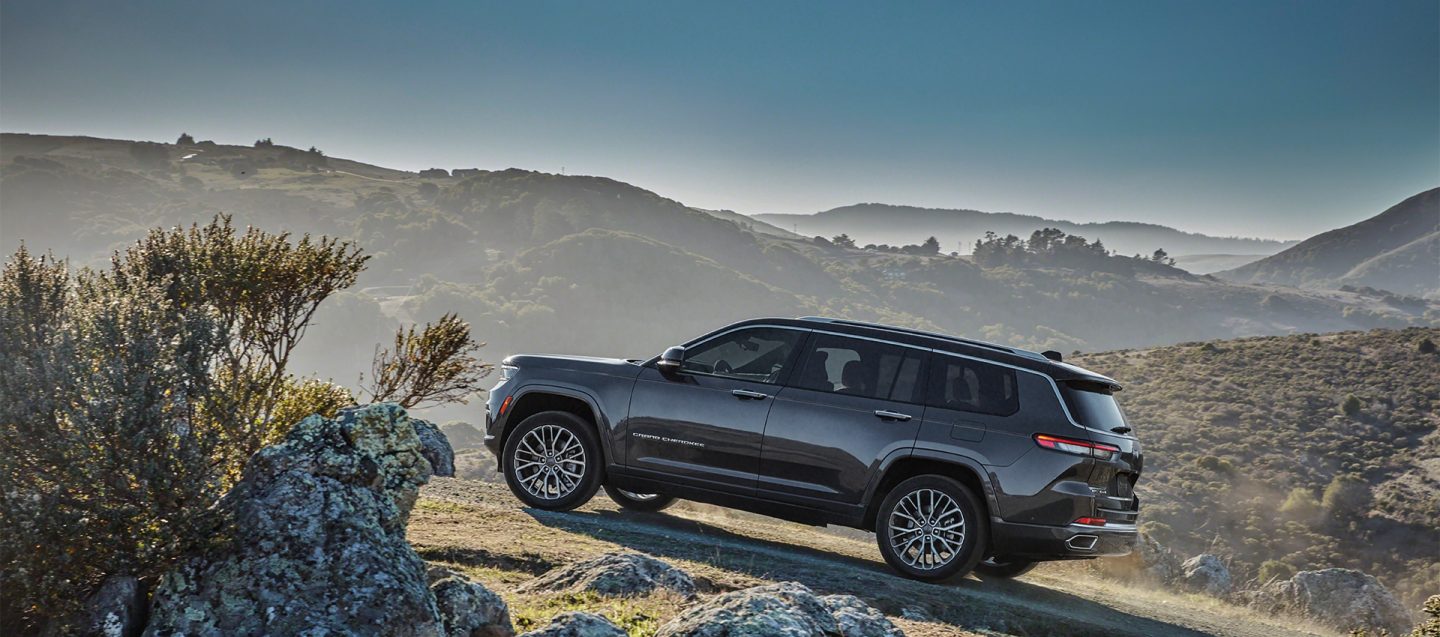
left=1066, top=534, right=1099, bottom=551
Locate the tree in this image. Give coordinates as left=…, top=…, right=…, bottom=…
left=919, top=236, right=941, bottom=255
left=1150, top=248, right=1176, bottom=266
left=176, top=132, right=196, bottom=145
left=0, top=217, right=371, bottom=629
left=254, top=137, right=275, bottom=148
left=831, top=234, right=856, bottom=249
left=1321, top=473, right=1370, bottom=522
left=1341, top=393, right=1362, bottom=417
left=365, top=313, right=492, bottom=409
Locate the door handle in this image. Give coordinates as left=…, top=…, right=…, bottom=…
left=874, top=410, right=913, bottom=421
left=731, top=389, right=769, bottom=400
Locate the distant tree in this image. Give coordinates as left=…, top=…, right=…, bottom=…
left=1151, top=248, right=1176, bottom=266
left=1341, top=394, right=1362, bottom=417
left=831, top=233, right=856, bottom=248
left=365, top=313, right=492, bottom=409
left=919, top=236, right=941, bottom=255
left=254, top=138, right=275, bottom=148
left=307, top=146, right=324, bottom=157
left=176, top=132, right=196, bottom=145
left=1420, top=338, right=1437, bottom=354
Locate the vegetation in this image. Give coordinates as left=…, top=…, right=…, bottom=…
left=0, top=217, right=487, bottom=630
left=366, top=313, right=492, bottom=409
left=1074, top=328, right=1440, bottom=605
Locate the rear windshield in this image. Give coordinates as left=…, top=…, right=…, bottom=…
left=1060, top=380, right=1130, bottom=431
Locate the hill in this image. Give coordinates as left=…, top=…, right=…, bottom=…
left=3, top=133, right=1437, bottom=394
left=1217, top=189, right=1440, bottom=298
left=755, top=203, right=1297, bottom=259
left=1073, top=327, right=1440, bottom=605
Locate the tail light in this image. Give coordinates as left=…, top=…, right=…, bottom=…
left=1034, top=434, right=1120, bottom=460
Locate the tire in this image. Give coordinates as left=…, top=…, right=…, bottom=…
left=875, top=475, right=988, bottom=582
left=974, top=557, right=1038, bottom=579
left=603, top=485, right=678, bottom=512
left=502, top=411, right=603, bottom=511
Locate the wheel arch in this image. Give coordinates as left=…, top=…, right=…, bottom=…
left=501, top=385, right=610, bottom=461
left=863, top=449, right=996, bottom=531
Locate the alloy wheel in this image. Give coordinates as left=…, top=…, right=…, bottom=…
left=888, top=488, right=967, bottom=571
left=513, top=424, right=587, bottom=500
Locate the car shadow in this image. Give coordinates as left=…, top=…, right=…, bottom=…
left=521, top=506, right=1215, bottom=637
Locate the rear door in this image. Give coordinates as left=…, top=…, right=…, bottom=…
left=1060, top=380, right=1143, bottom=523
left=757, top=333, right=927, bottom=509
left=626, top=326, right=807, bottom=493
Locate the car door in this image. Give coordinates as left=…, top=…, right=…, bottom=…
left=625, top=326, right=807, bottom=492
left=915, top=351, right=1032, bottom=467
left=758, top=333, right=927, bottom=510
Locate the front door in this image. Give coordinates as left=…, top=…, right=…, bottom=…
left=626, top=326, right=807, bottom=492
left=759, top=333, right=927, bottom=509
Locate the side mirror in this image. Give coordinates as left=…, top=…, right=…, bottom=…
left=657, top=346, right=685, bottom=375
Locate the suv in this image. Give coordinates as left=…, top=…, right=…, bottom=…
left=484, top=317, right=1141, bottom=581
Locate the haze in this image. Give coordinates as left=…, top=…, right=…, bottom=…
left=1, top=0, right=1436, bottom=239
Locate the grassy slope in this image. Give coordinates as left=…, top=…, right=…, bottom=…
left=411, top=479, right=1334, bottom=637
left=1073, top=327, right=1440, bottom=604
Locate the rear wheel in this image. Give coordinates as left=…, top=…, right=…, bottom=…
left=502, top=411, right=603, bottom=511
left=974, top=557, right=1038, bottom=579
left=875, top=475, right=987, bottom=582
left=603, top=485, right=678, bottom=512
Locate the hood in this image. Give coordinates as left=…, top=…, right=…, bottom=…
left=503, top=354, right=642, bottom=376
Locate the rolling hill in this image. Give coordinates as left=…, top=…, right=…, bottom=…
left=755, top=203, right=1297, bottom=259
left=1217, top=188, right=1440, bottom=298
left=3, top=133, right=1436, bottom=388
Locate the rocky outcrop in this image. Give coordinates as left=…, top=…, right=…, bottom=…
left=1180, top=554, right=1231, bottom=597
left=656, top=581, right=904, bottom=637
left=821, top=595, right=905, bottom=637
left=143, top=404, right=448, bottom=635
left=520, top=552, right=696, bottom=598
left=1245, top=568, right=1412, bottom=635
left=44, top=574, right=148, bottom=637
left=413, top=417, right=456, bottom=477
left=431, top=569, right=514, bottom=637
left=518, top=612, right=626, bottom=637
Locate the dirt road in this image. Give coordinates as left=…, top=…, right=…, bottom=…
left=410, top=478, right=1333, bottom=637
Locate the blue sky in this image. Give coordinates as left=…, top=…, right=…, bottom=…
left=1, top=1, right=1436, bottom=239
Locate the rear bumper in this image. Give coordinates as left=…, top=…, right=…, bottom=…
left=988, top=518, right=1138, bottom=560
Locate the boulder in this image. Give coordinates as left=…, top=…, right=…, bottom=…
left=821, top=595, right=905, bottom=637
left=518, top=611, right=626, bottom=637
left=1245, top=568, right=1412, bottom=635
left=413, top=417, right=456, bottom=477
left=1180, top=554, right=1231, bottom=597
left=70, top=573, right=147, bottom=634
left=144, top=404, right=443, bottom=636
left=657, top=581, right=902, bottom=637
left=432, top=574, right=514, bottom=637
left=520, top=552, right=696, bottom=598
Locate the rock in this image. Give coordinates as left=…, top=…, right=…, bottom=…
left=413, top=417, right=456, bottom=477
left=1245, top=568, right=1412, bottom=635
left=1180, top=554, right=1231, bottom=597
left=520, top=552, right=696, bottom=598
left=518, top=611, right=626, bottom=637
left=898, top=606, right=931, bottom=622
left=432, top=574, right=514, bottom=637
left=44, top=574, right=148, bottom=637
left=144, top=404, right=443, bottom=636
left=658, top=581, right=902, bottom=637
left=420, top=168, right=451, bottom=178
left=821, top=595, right=905, bottom=637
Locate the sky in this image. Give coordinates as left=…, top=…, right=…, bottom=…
left=1, top=1, right=1436, bottom=240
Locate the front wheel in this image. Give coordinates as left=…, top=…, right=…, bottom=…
left=502, top=411, right=603, bottom=511
left=603, top=485, right=678, bottom=512
left=875, top=475, right=987, bottom=582
left=974, top=557, right=1038, bottom=579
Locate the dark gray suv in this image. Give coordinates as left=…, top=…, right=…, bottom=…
left=484, top=317, right=1141, bottom=582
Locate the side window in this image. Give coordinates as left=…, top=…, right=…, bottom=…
left=926, top=353, right=1019, bottom=416
left=792, top=334, right=925, bottom=402
left=680, top=327, right=805, bottom=384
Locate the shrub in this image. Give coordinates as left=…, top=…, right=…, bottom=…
left=1257, top=560, right=1296, bottom=584
left=176, top=132, right=196, bottom=145
left=1341, top=394, right=1363, bottom=417
left=0, top=217, right=369, bottom=630
left=1420, top=338, right=1436, bottom=354
left=1279, top=487, right=1322, bottom=521
left=365, top=313, right=491, bottom=409
left=1322, top=474, right=1371, bottom=522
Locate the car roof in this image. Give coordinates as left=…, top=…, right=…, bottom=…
left=712, top=316, right=1121, bottom=389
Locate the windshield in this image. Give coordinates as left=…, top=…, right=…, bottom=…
left=1060, top=380, right=1130, bottom=432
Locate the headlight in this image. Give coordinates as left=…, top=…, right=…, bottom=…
left=499, top=364, right=518, bottom=381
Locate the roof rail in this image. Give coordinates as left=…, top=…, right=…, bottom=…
left=796, top=316, right=1042, bottom=359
